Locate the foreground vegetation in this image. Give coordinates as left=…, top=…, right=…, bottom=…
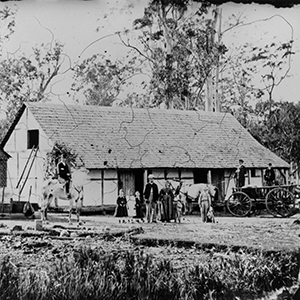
left=0, top=244, right=298, bottom=300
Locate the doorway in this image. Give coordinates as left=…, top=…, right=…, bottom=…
left=193, top=169, right=208, bottom=183
left=118, top=169, right=144, bottom=197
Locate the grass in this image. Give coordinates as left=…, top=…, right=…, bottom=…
left=0, top=246, right=298, bottom=300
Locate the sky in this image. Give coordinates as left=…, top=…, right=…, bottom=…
left=1, top=0, right=300, bottom=107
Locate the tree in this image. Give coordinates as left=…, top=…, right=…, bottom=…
left=71, top=53, right=144, bottom=106
left=249, top=101, right=300, bottom=165
left=0, top=42, right=66, bottom=141
left=72, top=1, right=226, bottom=110
left=121, top=0, right=227, bottom=109
left=219, top=39, right=294, bottom=126
left=0, top=6, right=15, bottom=56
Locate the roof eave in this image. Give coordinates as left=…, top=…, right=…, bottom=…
left=0, top=103, right=27, bottom=148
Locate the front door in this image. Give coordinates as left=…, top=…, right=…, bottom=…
left=118, top=169, right=144, bottom=197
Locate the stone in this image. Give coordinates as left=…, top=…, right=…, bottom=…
left=60, top=230, right=70, bottom=237
left=35, top=220, right=43, bottom=231
left=70, top=232, right=78, bottom=238
left=13, top=241, right=22, bottom=248
left=11, top=225, right=23, bottom=231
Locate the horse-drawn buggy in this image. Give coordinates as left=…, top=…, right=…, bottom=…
left=226, top=185, right=299, bottom=218
left=173, top=179, right=300, bottom=219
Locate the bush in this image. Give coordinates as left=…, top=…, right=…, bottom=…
left=0, top=246, right=298, bottom=300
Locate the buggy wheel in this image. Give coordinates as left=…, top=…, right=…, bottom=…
left=265, top=188, right=295, bottom=218
left=226, top=192, right=252, bottom=217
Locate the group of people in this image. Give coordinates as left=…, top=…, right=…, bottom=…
left=234, top=159, right=276, bottom=188
left=114, top=174, right=216, bottom=224
left=56, top=153, right=278, bottom=224
left=114, top=189, right=144, bottom=222
left=114, top=175, right=185, bottom=223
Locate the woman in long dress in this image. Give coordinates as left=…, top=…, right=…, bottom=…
left=114, top=189, right=128, bottom=222
left=134, top=191, right=144, bottom=222
left=159, top=181, right=174, bottom=222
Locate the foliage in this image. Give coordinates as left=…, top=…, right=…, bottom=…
left=79, top=1, right=226, bottom=109
left=220, top=39, right=294, bottom=120
left=248, top=101, right=300, bottom=165
left=0, top=42, right=65, bottom=116
left=0, top=244, right=298, bottom=300
left=130, top=0, right=227, bottom=109
left=0, top=6, right=16, bottom=55
left=0, top=256, right=20, bottom=300
left=0, top=42, right=66, bottom=142
left=44, top=142, right=82, bottom=179
left=72, top=53, right=143, bottom=106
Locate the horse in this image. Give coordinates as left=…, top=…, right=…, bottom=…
left=41, top=169, right=87, bottom=224
left=174, top=182, right=219, bottom=215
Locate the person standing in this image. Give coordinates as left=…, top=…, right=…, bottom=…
left=114, top=189, right=128, bottom=223
left=143, top=174, right=159, bottom=223
left=234, top=159, right=247, bottom=188
left=159, top=181, right=174, bottom=222
left=198, top=185, right=212, bottom=223
left=57, top=153, right=72, bottom=199
left=126, top=190, right=136, bottom=221
left=134, top=191, right=144, bottom=222
left=264, top=163, right=276, bottom=186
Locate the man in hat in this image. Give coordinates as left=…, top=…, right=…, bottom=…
left=234, top=159, right=247, bottom=188
left=198, top=185, right=212, bottom=223
left=264, top=163, right=276, bottom=186
left=56, top=153, right=72, bottom=199
left=143, top=174, right=159, bottom=223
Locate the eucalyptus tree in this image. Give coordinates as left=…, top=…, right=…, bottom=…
left=129, top=0, right=227, bottom=109
left=71, top=53, right=144, bottom=106
left=0, top=42, right=66, bottom=141
left=0, top=6, right=15, bottom=56
left=249, top=101, right=300, bottom=165
left=219, top=38, right=294, bottom=128
left=71, top=1, right=226, bottom=109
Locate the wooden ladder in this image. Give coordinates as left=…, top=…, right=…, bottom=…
left=16, top=146, right=39, bottom=200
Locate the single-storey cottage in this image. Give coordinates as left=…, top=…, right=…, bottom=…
left=1, top=102, right=289, bottom=207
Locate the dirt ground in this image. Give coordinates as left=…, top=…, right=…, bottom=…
left=1, top=213, right=300, bottom=300
left=1, top=212, right=300, bottom=253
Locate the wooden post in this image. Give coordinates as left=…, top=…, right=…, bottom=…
left=101, top=170, right=104, bottom=206
left=1, top=187, right=5, bottom=214
left=207, top=170, right=212, bottom=184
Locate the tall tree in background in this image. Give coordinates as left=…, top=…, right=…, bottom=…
left=73, top=0, right=226, bottom=109
left=0, top=6, right=15, bottom=56
left=124, top=0, right=227, bottom=109
left=71, top=53, right=144, bottom=106
left=219, top=39, right=294, bottom=127
left=249, top=101, right=300, bottom=165
left=0, top=41, right=66, bottom=141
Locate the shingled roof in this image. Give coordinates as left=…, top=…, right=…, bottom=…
left=13, top=103, right=290, bottom=169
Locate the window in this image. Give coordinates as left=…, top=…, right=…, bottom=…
left=250, top=168, right=260, bottom=178
left=27, top=130, right=39, bottom=149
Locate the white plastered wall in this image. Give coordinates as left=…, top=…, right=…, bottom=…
left=84, top=169, right=118, bottom=206
left=4, top=107, right=53, bottom=205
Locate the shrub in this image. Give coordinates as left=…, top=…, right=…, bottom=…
left=0, top=246, right=298, bottom=300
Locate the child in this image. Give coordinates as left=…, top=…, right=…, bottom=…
left=127, top=190, right=136, bottom=222
left=198, top=185, right=212, bottom=223
left=134, top=191, right=144, bottom=222
left=114, top=189, right=128, bottom=223
left=174, top=195, right=184, bottom=223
